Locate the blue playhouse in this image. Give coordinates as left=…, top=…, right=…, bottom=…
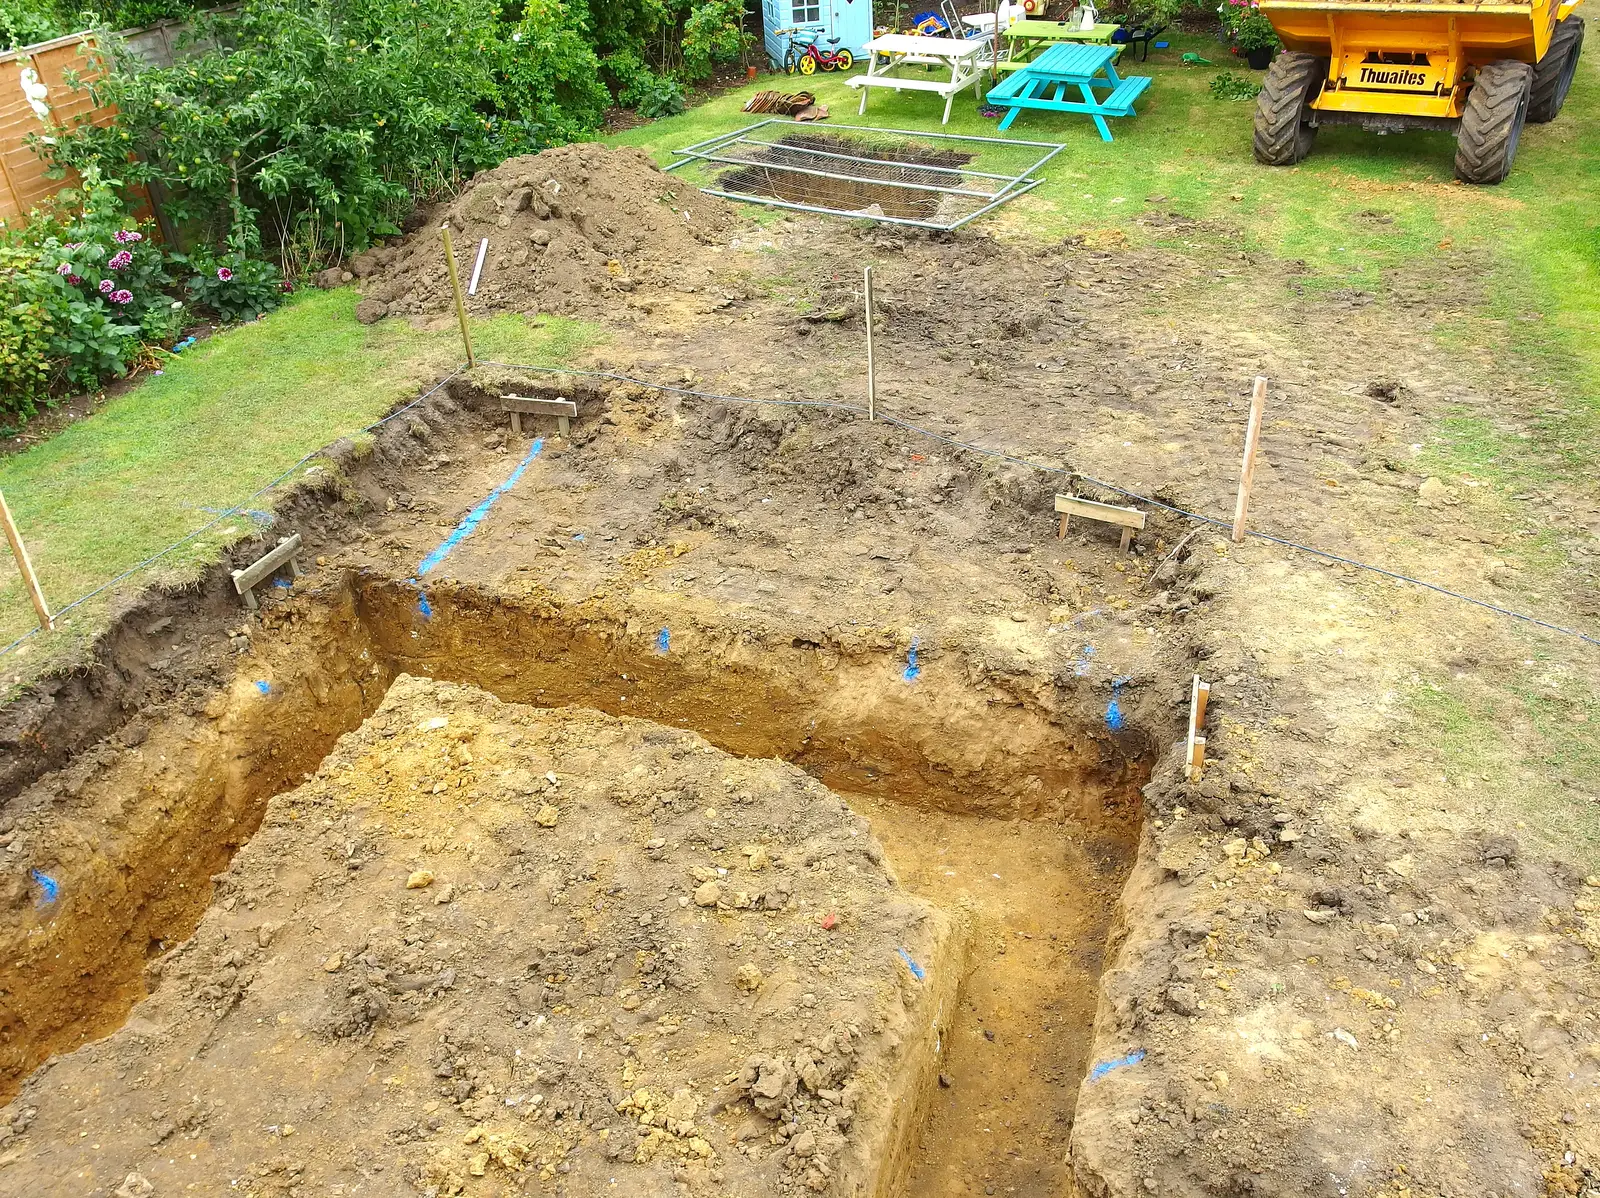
left=761, top=0, right=874, bottom=68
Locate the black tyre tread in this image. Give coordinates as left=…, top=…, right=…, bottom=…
left=1529, top=14, right=1584, bottom=122
left=1454, top=60, right=1532, bottom=184
left=1253, top=51, right=1324, bottom=166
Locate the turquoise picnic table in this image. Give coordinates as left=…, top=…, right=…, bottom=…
left=984, top=41, right=1151, bottom=141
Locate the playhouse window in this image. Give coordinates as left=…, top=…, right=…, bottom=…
left=793, top=0, right=821, bottom=23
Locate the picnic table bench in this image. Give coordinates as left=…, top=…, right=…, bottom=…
left=846, top=33, right=990, bottom=125
left=997, top=17, right=1124, bottom=72
left=984, top=41, right=1150, bottom=140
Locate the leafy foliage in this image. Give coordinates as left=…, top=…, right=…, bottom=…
left=0, top=0, right=195, bottom=49
left=0, top=0, right=68, bottom=50
left=179, top=252, right=287, bottom=322
left=0, top=169, right=176, bottom=419
left=1217, top=0, right=1279, bottom=52
left=606, top=48, right=687, bottom=118
left=0, top=168, right=289, bottom=426
left=1209, top=69, right=1261, bottom=100
left=0, top=255, right=57, bottom=420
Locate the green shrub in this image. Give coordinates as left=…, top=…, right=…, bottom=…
left=0, top=167, right=291, bottom=426
left=0, top=255, right=57, bottom=423
left=1210, top=70, right=1262, bottom=100
left=680, top=0, right=749, bottom=80
left=607, top=49, right=687, bottom=118
left=1218, top=0, right=1279, bottom=52
left=0, top=0, right=200, bottom=50
left=179, top=251, right=285, bottom=322
left=49, top=0, right=618, bottom=269
left=0, top=0, right=67, bottom=49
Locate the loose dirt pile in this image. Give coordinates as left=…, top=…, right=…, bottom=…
left=1, top=676, right=957, bottom=1197
left=356, top=144, right=738, bottom=321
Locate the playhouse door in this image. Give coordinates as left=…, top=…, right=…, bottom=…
left=831, top=0, right=868, bottom=54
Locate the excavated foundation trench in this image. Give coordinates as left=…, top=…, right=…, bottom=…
left=1, top=570, right=1157, bottom=1193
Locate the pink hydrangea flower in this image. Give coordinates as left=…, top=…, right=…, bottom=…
left=57, top=261, right=72, bottom=274
left=216, top=266, right=235, bottom=282
left=67, top=274, right=81, bottom=284
left=108, top=249, right=133, bottom=270
left=110, top=289, right=133, bottom=305
left=99, top=279, right=115, bottom=294
left=113, top=229, right=144, bottom=244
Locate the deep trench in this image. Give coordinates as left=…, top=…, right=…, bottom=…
left=718, top=132, right=977, bottom=222
left=2, top=571, right=1156, bottom=1192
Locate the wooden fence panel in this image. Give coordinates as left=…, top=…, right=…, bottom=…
left=0, top=35, right=113, bottom=228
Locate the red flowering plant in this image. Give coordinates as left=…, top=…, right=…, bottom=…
left=1218, top=0, right=1280, bottom=53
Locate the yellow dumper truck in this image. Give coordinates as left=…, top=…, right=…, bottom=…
left=1252, top=0, right=1585, bottom=182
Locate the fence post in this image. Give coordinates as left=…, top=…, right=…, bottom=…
left=0, top=489, right=53, bottom=633
left=440, top=223, right=475, bottom=369
left=1231, top=375, right=1268, bottom=544
left=863, top=264, right=876, bottom=422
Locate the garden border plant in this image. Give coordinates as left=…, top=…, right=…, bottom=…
left=0, top=167, right=289, bottom=428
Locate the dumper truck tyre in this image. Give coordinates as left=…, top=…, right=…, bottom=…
left=1253, top=51, right=1327, bottom=166
left=1454, top=60, right=1533, bottom=184
left=1528, top=15, right=1584, bottom=123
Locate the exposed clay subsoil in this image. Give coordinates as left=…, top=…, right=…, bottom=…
left=4, top=142, right=1600, bottom=1198
left=2, top=675, right=959, bottom=1197
left=357, top=144, right=737, bottom=323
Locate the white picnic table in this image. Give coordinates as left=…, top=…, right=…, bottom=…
left=845, top=33, right=991, bottom=125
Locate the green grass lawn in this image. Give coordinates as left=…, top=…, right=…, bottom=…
left=0, top=290, right=595, bottom=680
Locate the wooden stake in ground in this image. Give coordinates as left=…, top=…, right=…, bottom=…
left=1186, top=673, right=1210, bottom=781
left=1231, top=375, right=1268, bottom=544
left=440, top=223, right=476, bottom=369
left=863, top=264, right=877, bottom=422
left=0, top=489, right=53, bottom=632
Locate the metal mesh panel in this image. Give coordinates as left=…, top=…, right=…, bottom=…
left=665, top=120, right=1064, bottom=230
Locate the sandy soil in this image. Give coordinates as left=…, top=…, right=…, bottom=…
left=4, top=141, right=1600, bottom=1198
left=2, top=675, right=958, bottom=1197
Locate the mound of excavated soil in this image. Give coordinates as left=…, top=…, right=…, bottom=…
left=0, top=676, right=956, bottom=1197
left=357, top=144, right=738, bottom=321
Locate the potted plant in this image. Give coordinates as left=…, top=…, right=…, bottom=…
left=1219, top=0, right=1281, bottom=68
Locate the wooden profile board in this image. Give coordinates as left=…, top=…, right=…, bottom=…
left=1055, top=493, right=1147, bottom=553
left=1185, top=673, right=1210, bottom=782
left=503, top=394, right=577, bottom=437
left=232, top=533, right=303, bottom=611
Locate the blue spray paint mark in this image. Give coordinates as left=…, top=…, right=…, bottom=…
left=896, top=947, right=926, bottom=982
left=903, top=637, right=921, bottom=683
left=417, top=592, right=433, bottom=620
left=1070, top=607, right=1108, bottom=629
left=1106, top=676, right=1126, bottom=732
left=656, top=628, right=670, bottom=654
left=1073, top=644, right=1096, bottom=677
left=416, top=438, right=544, bottom=578
left=30, top=869, right=58, bottom=906
left=273, top=578, right=293, bottom=588
left=255, top=680, right=272, bottom=695
left=1089, top=1048, right=1145, bottom=1081
left=571, top=532, right=586, bottom=543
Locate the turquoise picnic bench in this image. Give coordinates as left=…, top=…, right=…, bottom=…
left=985, top=42, right=1151, bottom=141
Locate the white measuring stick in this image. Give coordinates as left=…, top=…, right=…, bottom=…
left=467, top=238, right=488, bottom=296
